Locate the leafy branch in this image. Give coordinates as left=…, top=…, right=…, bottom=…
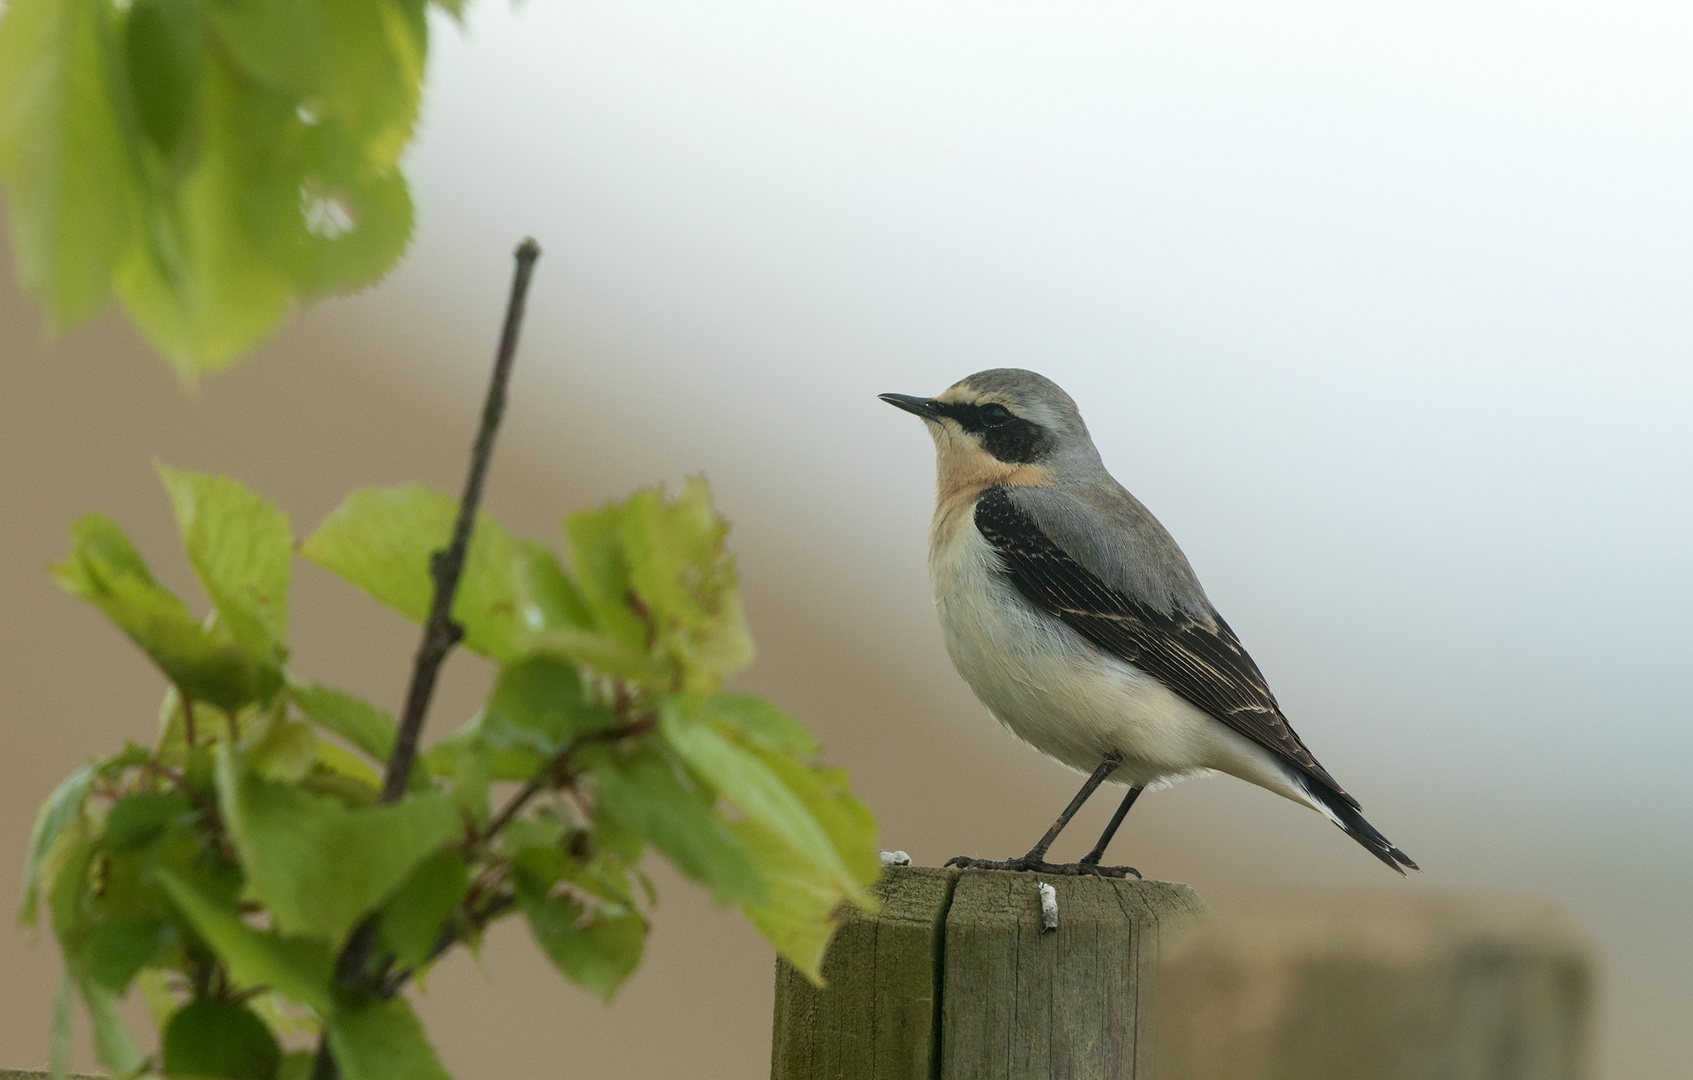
left=23, top=245, right=881, bottom=1080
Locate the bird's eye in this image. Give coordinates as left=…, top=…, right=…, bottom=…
left=980, top=403, right=1013, bottom=426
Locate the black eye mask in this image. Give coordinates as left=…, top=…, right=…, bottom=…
left=931, top=401, right=1052, bottom=465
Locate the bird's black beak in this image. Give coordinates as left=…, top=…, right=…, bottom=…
left=879, top=393, right=942, bottom=419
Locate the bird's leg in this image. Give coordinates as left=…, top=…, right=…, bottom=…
left=947, top=756, right=1138, bottom=876
left=1076, top=785, right=1143, bottom=879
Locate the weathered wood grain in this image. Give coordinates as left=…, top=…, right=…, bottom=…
left=940, top=871, right=1205, bottom=1080
left=772, top=865, right=956, bottom=1080
left=771, top=866, right=1204, bottom=1080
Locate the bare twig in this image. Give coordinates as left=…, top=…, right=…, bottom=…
left=313, top=240, right=541, bottom=1080
left=380, top=238, right=542, bottom=804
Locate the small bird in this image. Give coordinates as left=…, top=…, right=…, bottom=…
left=881, top=369, right=1416, bottom=876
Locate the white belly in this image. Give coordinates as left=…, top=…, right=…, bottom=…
left=929, top=509, right=1309, bottom=803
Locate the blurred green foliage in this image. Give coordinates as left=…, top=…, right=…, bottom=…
left=25, top=468, right=880, bottom=1079
left=0, top=0, right=457, bottom=374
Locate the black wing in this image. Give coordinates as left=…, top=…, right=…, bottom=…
left=974, top=485, right=1356, bottom=807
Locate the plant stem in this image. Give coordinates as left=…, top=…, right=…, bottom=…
left=482, top=716, right=657, bottom=841
left=380, top=238, right=542, bottom=804
left=313, top=240, right=541, bottom=1080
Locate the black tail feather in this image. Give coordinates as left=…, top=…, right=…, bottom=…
left=1300, top=778, right=1419, bottom=875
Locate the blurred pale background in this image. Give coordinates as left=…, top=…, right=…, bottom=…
left=3, top=0, right=1690, bottom=1076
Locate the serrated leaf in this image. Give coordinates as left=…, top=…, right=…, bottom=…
left=377, top=850, right=469, bottom=970
left=20, top=764, right=93, bottom=926
left=216, top=746, right=460, bottom=944
left=591, top=748, right=764, bottom=907
left=158, top=466, right=292, bottom=659
left=53, top=514, right=281, bottom=709
left=301, top=485, right=524, bottom=662
left=248, top=111, right=413, bottom=296
left=515, top=872, right=646, bottom=1002
left=157, top=870, right=334, bottom=1015
left=0, top=0, right=135, bottom=325
left=620, top=477, right=753, bottom=691
left=288, top=680, right=395, bottom=762
left=327, top=996, right=453, bottom=1080
left=84, top=915, right=172, bottom=994
left=163, top=998, right=279, bottom=1080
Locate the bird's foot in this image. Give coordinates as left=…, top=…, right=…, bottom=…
left=944, top=854, right=1141, bottom=878
left=1075, top=854, right=1142, bottom=879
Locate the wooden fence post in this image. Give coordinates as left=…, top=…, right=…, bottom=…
left=770, top=866, right=1206, bottom=1080
left=1153, top=892, right=1595, bottom=1080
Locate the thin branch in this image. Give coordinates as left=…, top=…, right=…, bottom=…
left=482, top=716, right=657, bottom=841
left=314, top=240, right=541, bottom=1080
left=380, top=238, right=542, bottom=804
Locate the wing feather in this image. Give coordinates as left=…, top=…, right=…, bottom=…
left=975, top=486, right=1357, bottom=807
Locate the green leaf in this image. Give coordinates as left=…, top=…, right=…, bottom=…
left=208, top=0, right=424, bottom=162
left=47, top=838, right=96, bottom=956
left=84, top=915, right=172, bottom=994
left=158, top=466, right=292, bottom=659
left=241, top=711, right=319, bottom=783
left=288, top=680, right=396, bottom=762
left=114, top=48, right=294, bottom=376
left=0, top=0, right=135, bottom=325
left=248, top=111, right=414, bottom=296
left=102, top=790, right=190, bottom=853
left=562, top=502, right=649, bottom=658
left=301, top=486, right=524, bottom=661
left=620, top=477, right=754, bottom=690
left=20, top=764, right=94, bottom=926
left=750, top=753, right=882, bottom=890
left=53, top=514, right=282, bottom=709
left=515, top=541, right=592, bottom=632
left=216, top=746, right=460, bottom=944
left=485, top=655, right=614, bottom=753
left=163, top=998, right=280, bottom=1080
left=377, top=850, right=469, bottom=970
left=79, top=976, right=145, bottom=1075
left=124, top=0, right=204, bottom=159
left=733, top=820, right=848, bottom=984
left=703, top=692, right=819, bottom=758
left=662, top=706, right=863, bottom=902
left=327, top=996, right=453, bottom=1080
left=136, top=967, right=179, bottom=1031
left=591, top=748, right=765, bottom=907
left=447, top=738, right=489, bottom=824
left=515, top=872, right=646, bottom=1002
left=157, top=870, right=334, bottom=1015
